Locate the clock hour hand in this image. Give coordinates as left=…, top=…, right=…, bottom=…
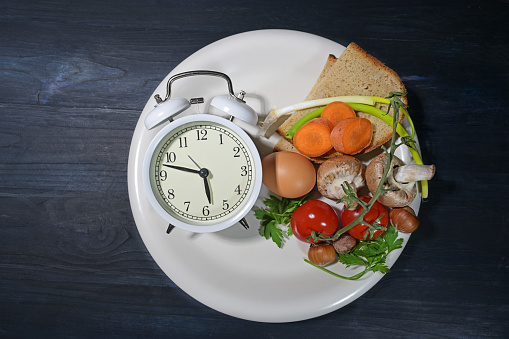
left=188, top=156, right=212, bottom=204
left=202, top=176, right=211, bottom=204
left=162, top=164, right=200, bottom=174
left=197, top=167, right=211, bottom=204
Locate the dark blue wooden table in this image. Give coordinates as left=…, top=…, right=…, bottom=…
left=1, top=0, right=508, bottom=337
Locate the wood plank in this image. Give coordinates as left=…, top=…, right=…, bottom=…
left=0, top=0, right=508, bottom=337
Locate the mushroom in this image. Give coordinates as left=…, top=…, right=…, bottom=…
left=316, top=155, right=366, bottom=209
left=332, top=233, right=357, bottom=254
left=365, top=152, right=435, bottom=207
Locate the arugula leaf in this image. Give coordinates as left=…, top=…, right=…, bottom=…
left=255, top=194, right=312, bottom=248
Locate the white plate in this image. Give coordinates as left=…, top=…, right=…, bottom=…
left=128, top=29, right=420, bottom=322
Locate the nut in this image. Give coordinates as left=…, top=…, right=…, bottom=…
left=308, top=243, right=337, bottom=266
left=390, top=206, right=419, bottom=233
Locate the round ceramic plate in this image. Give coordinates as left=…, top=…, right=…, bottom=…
left=128, top=29, right=420, bottom=322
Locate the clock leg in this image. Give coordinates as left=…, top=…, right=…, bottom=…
left=238, top=217, right=249, bottom=230
left=166, top=223, right=175, bottom=234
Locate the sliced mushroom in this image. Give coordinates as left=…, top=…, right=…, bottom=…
left=316, top=155, right=366, bottom=209
left=366, top=152, right=435, bottom=207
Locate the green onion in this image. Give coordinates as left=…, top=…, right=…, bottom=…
left=369, top=97, right=416, bottom=139
left=259, top=96, right=376, bottom=136
left=285, top=107, right=324, bottom=139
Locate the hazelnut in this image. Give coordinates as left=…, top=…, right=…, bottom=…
left=308, top=243, right=337, bottom=266
left=390, top=206, right=419, bottom=233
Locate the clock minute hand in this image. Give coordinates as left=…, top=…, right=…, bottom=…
left=162, top=164, right=200, bottom=174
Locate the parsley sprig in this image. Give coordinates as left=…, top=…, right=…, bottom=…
left=304, top=224, right=403, bottom=280
left=255, top=194, right=312, bottom=248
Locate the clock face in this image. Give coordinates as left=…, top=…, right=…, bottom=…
left=147, top=119, right=258, bottom=228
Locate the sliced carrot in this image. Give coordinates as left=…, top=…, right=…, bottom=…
left=293, top=117, right=333, bottom=157
left=330, top=117, right=373, bottom=155
left=321, top=101, right=357, bottom=128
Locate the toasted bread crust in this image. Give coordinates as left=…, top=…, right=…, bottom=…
left=276, top=43, right=407, bottom=161
left=306, top=54, right=338, bottom=99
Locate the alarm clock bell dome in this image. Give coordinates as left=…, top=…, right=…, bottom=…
left=210, top=95, right=258, bottom=126
left=144, top=97, right=191, bottom=130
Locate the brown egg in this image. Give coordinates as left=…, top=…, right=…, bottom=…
left=261, top=151, right=316, bottom=198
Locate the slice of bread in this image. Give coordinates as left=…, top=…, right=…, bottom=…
left=274, top=43, right=407, bottom=161
left=306, top=54, right=338, bottom=99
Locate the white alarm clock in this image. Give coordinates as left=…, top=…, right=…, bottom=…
left=142, top=70, right=263, bottom=233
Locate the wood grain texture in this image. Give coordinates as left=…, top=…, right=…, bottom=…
left=1, top=0, right=508, bottom=337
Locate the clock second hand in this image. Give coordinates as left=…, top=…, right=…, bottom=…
left=188, top=156, right=212, bottom=204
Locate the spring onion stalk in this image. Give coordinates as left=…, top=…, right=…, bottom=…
left=369, top=96, right=416, bottom=139
left=347, top=103, right=428, bottom=199
left=259, top=96, right=376, bottom=136
left=285, top=107, right=325, bottom=138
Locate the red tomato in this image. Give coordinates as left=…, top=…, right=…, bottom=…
left=291, top=200, right=339, bottom=243
left=341, top=195, right=389, bottom=240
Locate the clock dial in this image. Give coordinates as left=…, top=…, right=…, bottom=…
left=148, top=120, right=256, bottom=227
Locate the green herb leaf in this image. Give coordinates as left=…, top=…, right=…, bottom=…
left=315, top=224, right=403, bottom=280
left=255, top=193, right=312, bottom=248
left=384, top=223, right=404, bottom=253
left=371, top=264, right=391, bottom=274
left=338, top=253, right=366, bottom=267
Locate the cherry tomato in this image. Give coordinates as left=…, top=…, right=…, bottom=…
left=341, top=195, right=389, bottom=240
left=291, top=200, right=339, bottom=243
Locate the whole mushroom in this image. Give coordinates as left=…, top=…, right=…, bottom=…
left=365, top=152, right=435, bottom=207
left=316, top=155, right=366, bottom=209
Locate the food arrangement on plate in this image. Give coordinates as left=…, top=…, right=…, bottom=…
left=128, top=31, right=438, bottom=322
left=255, top=42, right=435, bottom=279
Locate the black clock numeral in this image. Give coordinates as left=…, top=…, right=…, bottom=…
left=202, top=205, right=210, bottom=216
left=166, top=152, right=176, bottom=163
left=160, top=170, right=167, bottom=181
left=233, top=146, right=240, bottom=158
left=167, top=189, right=175, bottom=199
left=184, top=201, right=190, bottom=212
left=197, top=129, right=207, bottom=140
left=234, top=185, right=241, bottom=195
left=222, top=199, right=229, bottom=210
left=179, top=136, right=188, bottom=148
left=240, top=166, right=248, bottom=177
left=219, top=134, right=223, bottom=145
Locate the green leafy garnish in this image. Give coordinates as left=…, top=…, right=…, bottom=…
left=255, top=194, right=312, bottom=248
left=304, top=225, right=403, bottom=280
